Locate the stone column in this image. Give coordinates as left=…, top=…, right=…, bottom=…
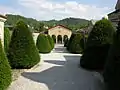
left=56, top=35, right=57, bottom=44
left=0, top=15, right=7, bottom=47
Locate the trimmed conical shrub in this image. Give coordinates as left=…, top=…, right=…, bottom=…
left=103, top=22, right=120, bottom=90
left=0, top=40, right=12, bottom=90
left=47, top=35, right=54, bottom=50
left=4, top=28, right=11, bottom=53
left=7, top=21, right=40, bottom=69
left=36, top=34, right=52, bottom=53
left=68, top=33, right=83, bottom=54
left=67, top=33, right=75, bottom=51
left=80, top=19, right=115, bottom=70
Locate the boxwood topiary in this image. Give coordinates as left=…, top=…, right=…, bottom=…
left=103, top=21, right=120, bottom=90
left=47, top=35, right=54, bottom=50
left=80, top=19, right=115, bottom=70
left=67, top=33, right=75, bottom=51
left=36, top=34, right=52, bottom=53
left=7, top=21, right=40, bottom=69
left=68, top=33, right=84, bottom=54
left=0, top=40, right=12, bottom=90
left=4, top=28, right=11, bottom=53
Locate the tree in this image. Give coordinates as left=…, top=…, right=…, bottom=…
left=67, top=33, right=76, bottom=51
left=80, top=19, right=115, bottom=70
left=67, top=33, right=83, bottom=54
left=47, top=35, right=54, bottom=50
left=0, top=40, right=12, bottom=90
left=7, top=21, right=40, bottom=69
left=103, top=21, right=120, bottom=90
left=36, top=34, right=52, bottom=53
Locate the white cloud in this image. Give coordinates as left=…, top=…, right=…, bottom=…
left=18, top=0, right=112, bottom=20
left=0, top=0, right=114, bottom=20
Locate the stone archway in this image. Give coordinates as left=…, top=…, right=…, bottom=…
left=63, top=35, right=68, bottom=43
left=57, top=35, right=62, bottom=44
left=52, top=35, right=56, bottom=43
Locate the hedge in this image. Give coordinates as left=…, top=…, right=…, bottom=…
left=0, top=40, right=12, bottom=90
left=67, top=33, right=84, bottom=54
left=7, top=21, right=40, bottom=69
left=67, top=33, right=76, bottom=51
left=47, top=35, right=54, bottom=50
left=36, top=34, right=52, bottom=53
left=80, top=19, right=115, bottom=70
left=4, top=28, right=11, bottom=53
left=103, top=21, right=120, bottom=90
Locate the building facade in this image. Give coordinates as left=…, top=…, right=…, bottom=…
left=0, top=15, right=6, bottom=46
left=48, top=25, right=72, bottom=44
left=108, top=0, right=120, bottom=27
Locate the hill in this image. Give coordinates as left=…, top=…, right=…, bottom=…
left=5, top=14, right=91, bottom=31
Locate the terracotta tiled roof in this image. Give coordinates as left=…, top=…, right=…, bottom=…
left=48, top=25, right=71, bottom=31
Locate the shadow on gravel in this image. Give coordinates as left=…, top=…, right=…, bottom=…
left=22, top=55, right=105, bottom=90
left=44, top=60, right=65, bottom=65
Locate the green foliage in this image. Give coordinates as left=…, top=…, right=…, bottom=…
left=80, top=19, right=115, bottom=70
left=7, top=21, right=40, bottom=69
left=0, top=40, right=12, bottom=90
left=5, top=14, right=45, bottom=32
left=4, top=28, right=11, bottom=53
left=57, top=17, right=90, bottom=30
left=6, top=14, right=90, bottom=31
left=36, top=34, right=52, bottom=53
left=103, top=22, right=120, bottom=90
left=67, top=33, right=76, bottom=51
left=67, top=33, right=84, bottom=54
left=47, top=35, right=54, bottom=50
left=80, top=38, right=85, bottom=50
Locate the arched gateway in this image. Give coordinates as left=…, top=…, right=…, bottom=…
left=48, top=25, right=72, bottom=44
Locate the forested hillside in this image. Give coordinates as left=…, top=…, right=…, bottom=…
left=5, top=14, right=91, bottom=31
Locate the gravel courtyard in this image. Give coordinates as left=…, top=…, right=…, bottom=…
left=8, top=44, right=105, bottom=90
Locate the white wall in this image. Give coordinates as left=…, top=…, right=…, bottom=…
left=0, top=17, right=6, bottom=46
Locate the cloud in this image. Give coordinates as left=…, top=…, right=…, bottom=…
left=18, top=0, right=112, bottom=20
left=0, top=0, right=113, bottom=20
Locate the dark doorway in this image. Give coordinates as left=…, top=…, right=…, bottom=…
left=52, top=35, right=56, bottom=43
left=57, top=35, right=62, bottom=44
left=63, top=35, right=68, bottom=43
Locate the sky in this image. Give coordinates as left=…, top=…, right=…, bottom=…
left=0, top=0, right=118, bottom=20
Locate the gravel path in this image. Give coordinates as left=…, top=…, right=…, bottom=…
left=8, top=44, right=105, bottom=90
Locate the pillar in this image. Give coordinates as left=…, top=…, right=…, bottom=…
left=56, top=35, right=57, bottom=44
